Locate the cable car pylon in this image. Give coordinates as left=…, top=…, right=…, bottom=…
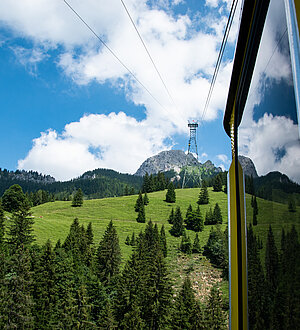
left=182, top=120, right=202, bottom=188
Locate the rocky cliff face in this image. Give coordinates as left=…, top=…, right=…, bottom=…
left=0, top=169, right=56, bottom=183
left=238, top=155, right=258, bottom=178
left=135, top=150, right=199, bottom=176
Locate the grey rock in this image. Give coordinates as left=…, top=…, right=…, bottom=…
left=238, top=155, right=258, bottom=178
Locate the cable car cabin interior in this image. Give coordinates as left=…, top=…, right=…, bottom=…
left=224, top=0, right=300, bottom=328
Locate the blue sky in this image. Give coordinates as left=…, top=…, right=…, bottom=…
left=0, top=0, right=238, bottom=180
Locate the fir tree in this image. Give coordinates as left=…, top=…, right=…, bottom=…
left=169, top=207, right=184, bottom=237
left=204, top=207, right=214, bottom=225
left=185, top=204, right=194, bottom=230
left=160, top=225, right=167, bottom=257
left=72, top=188, right=83, bottom=207
left=96, top=220, right=121, bottom=284
left=0, top=247, right=34, bottom=329
left=213, top=203, right=222, bottom=224
left=143, top=192, right=149, bottom=205
left=165, top=181, right=176, bottom=203
left=130, top=232, right=136, bottom=246
left=288, top=198, right=296, bottom=212
left=99, top=300, right=118, bottom=329
left=86, top=222, right=94, bottom=246
left=193, top=205, right=204, bottom=232
left=134, top=191, right=143, bottom=212
left=136, top=204, right=146, bottom=223
left=172, top=277, right=197, bottom=329
left=192, top=233, right=201, bottom=253
left=168, top=208, right=175, bottom=224
left=213, top=174, right=223, bottom=192
left=197, top=182, right=209, bottom=204
left=205, top=286, right=226, bottom=329
left=8, top=203, right=35, bottom=252
left=180, top=231, right=192, bottom=254
left=142, top=172, right=151, bottom=193
left=125, top=235, right=131, bottom=245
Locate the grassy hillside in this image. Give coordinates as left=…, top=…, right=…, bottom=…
left=30, top=187, right=299, bottom=300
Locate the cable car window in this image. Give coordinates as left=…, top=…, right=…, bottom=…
left=238, top=0, right=300, bottom=327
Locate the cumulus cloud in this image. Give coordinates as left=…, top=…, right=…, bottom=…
left=18, top=112, right=173, bottom=181
left=239, top=114, right=300, bottom=183
left=0, top=0, right=241, bottom=179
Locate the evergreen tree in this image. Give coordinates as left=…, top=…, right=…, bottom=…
left=134, top=191, right=143, bottom=212
left=193, top=205, right=204, bottom=232
left=213, top=174, right=223, bottom=192
left=86, top=222, right=94, bottom=246
left=172, top=277, right=197, bottom=329
left=72, top=188, right=84, bottom=207
left=0, top=247, right=34, bottom=329
left=169, top=207, right=184, bottom=237
left=96, top=220, right=121, bottom=284
left=124, top=185, right=129, bottom=196
left=213, top=203, right=222, bottom=224
left=247, top=224, right=266, bottom=329
left=160, top=225, right=167, bottom=257
left=265, top=225, right=279, bottom=293
left=192, top=233, right=201, bottom=253
left=204, top=207, right=214, bottom=225
left=125, top=235, right=131, bottom=245
left=288, top=198, right=296, bottom=212
left=197, top=182, right=209, bottom=204
left=143, top=192, right=149, bottom=205
left=136, top=204, right=146, bottom=223
left=252, top=196, right=258, bottom=226
left=33, top=240, right=56, bottom=329
left=185, top=204, right=194, bottom=230
left=168, top=208, right=175, bottom=224
left=165, top=182, right=176, bottom=203
left=142, top=172, right=151, bottom=193
left=180, top=231, right=192, bottom=254
left=130, top=232, right=136, bottom=246
left=99, top=300, right=118, bottom=329
left=7, top=202, right=34, bottom=252
left=205, top=286, right=226, bottom=329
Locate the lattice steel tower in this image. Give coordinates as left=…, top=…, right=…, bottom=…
left=187, top=121, right=199, bottom=159
left=182, top=121, right=202, bottom=188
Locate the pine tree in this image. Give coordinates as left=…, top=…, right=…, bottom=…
left=0, top=247, right=34, bottom=329
left=136, top=204, right=146, bottom=223
left=192, top=233, right=201, bottom=253
left=204, top=207, right=214, bottom=225
left=86, top=222, right=94, bottom=246
left=143, top=192, right=149, bottom=205
left=72, top=188, right=84, bottom=207
left=135, top=191, right=144, bottom=212
left=213, top=174, right=223, bottom=192
left=33, top=240, right=56, bottom=328
left=197, top=182, right=209, bottom=204
left=165, top=181, right=176, bottom=203
left=288, top=198, right=296, bottom=212
left=193, top=205, right=204, bottom=232
left=180, top=231, right=192, bottom=254
left=130, top=232, right=136, bottom=246
left=213, top=203, right=222, bottom=224
left=205, top=286, right=226, bottom=329
left=168, top=208, right=175, bottom=224
left=172, top=277, right=197, bottom=329
left=125, top=235, right=131, bottom=245
left=169, top=207, right=184, bottom=237
left=8, top=203, right=35, bottom=252
left=185, top=204, right=194, bottom=230
left=96, top=220, right=121, bottom=284
left=142, top=172, right=151, bottom=193
left=99, top=300, right=118, bottom=329
left=160, top=225, right=167, bottom=257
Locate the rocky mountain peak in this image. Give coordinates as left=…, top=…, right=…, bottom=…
left=238, top=155, right=258, bottom=178
left=135, top=150, right=199, bottom=176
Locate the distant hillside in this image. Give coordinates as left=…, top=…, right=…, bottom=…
left=254, top=171, right=300, bottom=205
left=0, top=168, right=142, bottom=199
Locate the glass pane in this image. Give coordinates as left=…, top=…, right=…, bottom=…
left=239, top=0, right=300, bottom=327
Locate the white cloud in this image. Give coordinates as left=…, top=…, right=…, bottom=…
left=18, top=112, right=172, bottom=181
left=239, top=114, right=300, bottom=184
left=217, top=153, right=229, bottom=163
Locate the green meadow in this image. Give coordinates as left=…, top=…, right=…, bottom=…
left=29, top=186, right=299, bottom=295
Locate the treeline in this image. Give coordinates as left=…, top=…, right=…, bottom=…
left=0, top=193, right=228, bottom=329
left=0, top=168, right=143, bottom=202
